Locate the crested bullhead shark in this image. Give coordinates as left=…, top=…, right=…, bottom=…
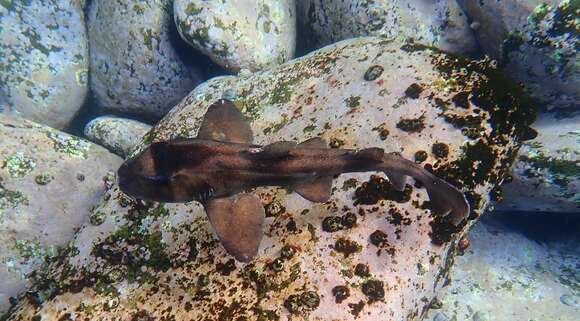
left=118, top=99, right=470, bottom=262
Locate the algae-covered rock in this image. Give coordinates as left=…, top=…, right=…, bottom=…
left=84, top=116, right=152, bottom=158
left=174, top=0, right=296, bottom=72
left=297, top=0, right=478, bottom=55
left=5, top=38, right=534, bottom=321
left=425, top=216, right=580, bottom=321
left=0, top=0, right=88, bottom=129
left=497, top=112, right=579, bottom=212
left=0, top=115, right=122, bottom=315
left=88, top=0, right=202, bottom=119
left=457, top=0, right=579, bottom=110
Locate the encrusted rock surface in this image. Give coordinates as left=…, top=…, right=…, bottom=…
left=297, top=0, right=478, bottom=55
left=174, top=0, right=296, bottom=72
left=84, top=116, right=152, bottom=158
left=88, top=0, right=202, bottom=119
left=497, top=112, right=579, bottom=212
left=4, top=38, right=534, bottom=321
left=0, top=0, right=89, bottom=129
left=425, top=215, right=580, bottom=321
left=457, top=0, right=579, bottom=110
left=0, top=115, right=122, bottom=315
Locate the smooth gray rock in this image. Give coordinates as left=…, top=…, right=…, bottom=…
left=497, top=112, right=579, bottom=213
left=84, top=116, right=152, bottom=158
left=88, top=0, right=202, bottom=119
left=174, top=0, right=296, bottom=72
left=425, top=217, right=580, bottom=321
left=0, top=115, right=122, bottom=315
left=297, top=0, right=478, bottom=55
left=457, top=0, right=579, bottom=110
left=0, top=0, right=89, bottom=129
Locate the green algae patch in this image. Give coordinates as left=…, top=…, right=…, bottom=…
left=0, top=183, right=28, bottom=216
left=5, top=151, right=36, bottom=178
left=34, top=173, right=53, bottom=185
left=46, top=131, right=90, bottom=159
left=519, top=153, right=580, bottom=178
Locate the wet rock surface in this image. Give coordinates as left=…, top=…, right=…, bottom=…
left=457, top=0, right=579, bottom=110
left=88, top=0, right=202, bottom=119
left=425, top=215, right=580, bottom=321
left=174, top=0, right=296, bottom=72
left=0, top=115, right=122, bottom=315
left=4, top=38, right=534, bottom=320
left=84, top=116, right=152, bottom=158
left=297, top=0, right=478, bottom=55
left=497, top=111, right=579, bottom=212
left=0, top=0, right=89, bottom=129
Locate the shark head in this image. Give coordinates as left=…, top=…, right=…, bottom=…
left=118, top=141, right=213, bottom=203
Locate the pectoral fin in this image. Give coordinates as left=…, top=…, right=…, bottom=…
left=293, top=176, right=333, bottom=202
left=197, top=99, right=253, bottom=144
left=204, top=194, right=265, bottom=262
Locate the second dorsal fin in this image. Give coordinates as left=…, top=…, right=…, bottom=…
left=298, top=137, right=327, bottom=149
left=259, top=141, right=297, bottom=158
left=197, top=99, right=253, bottom=143
left=293, top=176, right=333, bottom=202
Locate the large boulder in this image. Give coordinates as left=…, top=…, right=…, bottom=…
left=175, top=0, right=296, bottom=72
left=457, top=0, right=579, bottom=111
left=0, top=115, right=122, bottom=315
left=0, top=0, right=89, bottom=129
left=4, top=38, right=534, bottom=321
left=88, top=0, right=202, bottom=119
left=84, top=116, right=152, bottom=158
left=496, top=111, right=579, bottom=212
left=296, top=0, right=478, bottom=55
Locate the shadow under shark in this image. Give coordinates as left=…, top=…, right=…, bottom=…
left=118, top=99, right=470, bottom=262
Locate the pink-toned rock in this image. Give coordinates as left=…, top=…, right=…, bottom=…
left=5, top=38, right=534, bottom=321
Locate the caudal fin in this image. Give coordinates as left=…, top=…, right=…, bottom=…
left=381, top=154, right=470, bottom=225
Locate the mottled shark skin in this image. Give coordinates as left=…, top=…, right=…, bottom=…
left=118, top=99, right=469, bottom=262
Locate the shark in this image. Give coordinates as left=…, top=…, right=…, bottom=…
left=118, top=99, right=470, bottom=262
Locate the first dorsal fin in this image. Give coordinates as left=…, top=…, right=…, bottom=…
left=259, top=141, right=297, bottom=158
left=204, top=194, right=265, bottom=262
left=197, top=99, right=253, bottom=143
left=293, top=176, right=333, bottom=202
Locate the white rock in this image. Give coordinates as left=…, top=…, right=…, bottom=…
left=5, top=38, right=534, bottom=321
left=296, top=0, right=478, bottom=55
left=457, top=0, right=579, bottom=110
left=425, top=216, right=580, bottom=321
left=0, top=115, right=122, bottom=315
left=174, top=0, right=296, bottom=72
left=88, top=0, right=202, bottom=119
left=497, top=112, right=580, bottom=212
left=84, top=116, right=152, bottom=158
left=0, top=1, right=88, bottom=129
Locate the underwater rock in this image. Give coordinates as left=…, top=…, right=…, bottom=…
left=88, top=0, right=202, bottom=119
left=84, top=116, right=152, bottom=158
left=496, top=112, right=579, bottom=212
left=425, top=216, right=580, bottom=321
left=0, top=0, right=88, bottom=129
left=174, top=0, right=296, bottom=72
left=296, top=0, right=478, bottom=55
left=4, top=37, right=534, bottom=321
left=457, top=0, right=579, bottom=110
left=0, top=115, right=122, bottom=315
